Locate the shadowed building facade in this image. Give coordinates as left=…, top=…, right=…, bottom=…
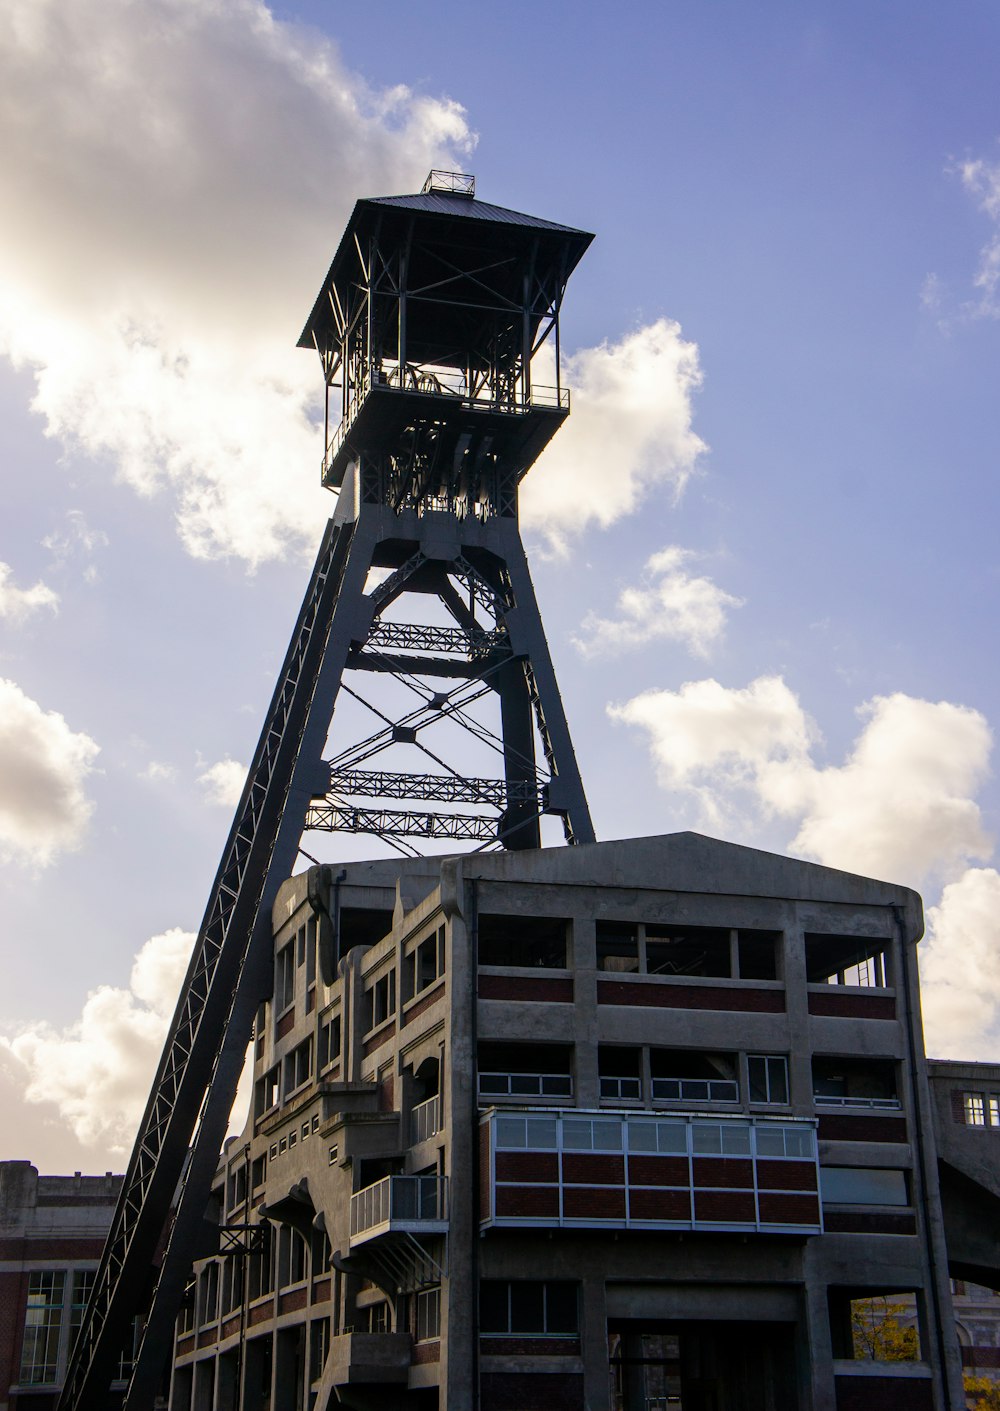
left=167, top=832, right=1000, bottom=1411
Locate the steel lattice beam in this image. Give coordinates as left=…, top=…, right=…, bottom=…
left=365, top=620, right=505, bottom=655
left=322, top=766, right=544, bottom=807
left=306, top=802, right=499, bottom=841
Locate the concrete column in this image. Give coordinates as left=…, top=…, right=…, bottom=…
left=192, top=1356, right=215, bottom=1411
left=215, top=1349, right=238, bottom=1411
left=802, top=1247, right=837, bottom=1411
left=573, top=917, right=600, bottom=1109
left=581, top=1277, right=611, bottom=1411
left=781, top=902, right=813, bottom=1116
left=443, top=873, right=475, bottom=1410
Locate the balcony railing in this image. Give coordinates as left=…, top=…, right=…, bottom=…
left=652, top=1077, right=739, bottom=1103
left=813, top=1093, right=901, bottom=1110
left=322, top=365, right=570, bottom=479
left=600, top=1076, right=642, bottom=1100
left=479, top=1072, right=573, bottom=1099
left=350, top=1175, right=449, bottom=1242
left=411, top=1095, right=441, bottom=1145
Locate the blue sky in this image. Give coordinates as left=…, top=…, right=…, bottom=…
left=1, top=0, right=1000, bottom=1170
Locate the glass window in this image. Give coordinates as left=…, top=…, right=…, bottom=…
left=480, top=1281, right=578, bottom=1335
left=318, top=1011, right=341, bottom=1070
left=692, top=1123, right=751, bottom=1156
left=991, top=1096, right=1000, bottom=1126
left=310, top=1317, right=329, bottom=1379
left=755, top=1125, right=815, bottom=1159
left=965, top=1093, right=986, bottom=1126
left=821, top=1167, right=907, bottom=1205
left=563, top=1117, right=623, bottom=1151
left=416, top=1286, right=441, bottom=1340
left=20, top=1271, right=65, bottom=1385
left=627, top=1118, right=689, bottom=1154
left=275, top=941, right=295, bottom=1012
left=69, top=1268, right=95, bottom=1347
left=749, top=1055, right=789, bottom=1105
left=493, top=1115, right=558, bottom=1150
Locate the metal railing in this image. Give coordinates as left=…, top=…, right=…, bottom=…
left=350, top=1175, right=448, bottom=1239
left=652, top=1077, right=739, bottom=1103
left=813, top=1093, right=901, bottom=1110
left=600, top=1076, right=642, bottom=1100
left=422, top=169, right=475, bottom=197
left=411, top=1095, right=441, bottom=1145
left=322, top=367, right=570, bottom=478
left=479, top=1072, right=573, bottom=1099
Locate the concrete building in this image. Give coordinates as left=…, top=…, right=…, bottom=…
left=929, top=1061, right=1000, bottom=1384
left=166, top=831, right=1000, bottom=1411
left=0, top=1161, right=124, bottom=1409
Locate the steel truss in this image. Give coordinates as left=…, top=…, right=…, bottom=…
left=63, top=179, right=596, bottom=1410
left=322, top=767, right=543, bottom=807
left=306, top=803, right=498, bottom=842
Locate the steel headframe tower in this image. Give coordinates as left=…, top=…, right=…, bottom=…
left=60, top=170, right=595, bottom=1409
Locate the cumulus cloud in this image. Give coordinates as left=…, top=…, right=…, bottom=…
left=920, top=868, right=1000, bottom=1059
left=611, top=677, right=992, bottom=886
left=0, top=928, right=194, bottom=1152
left=0, top=678, right=100, bottom=866
left=574, top=546, right=741, bottom=659
left=959, top=150, right=1000, bottom=317
left=198, top=756, right=248, bottom=808
left=776, top=694, right=993, bottom=885
left=521, top=320, right=707, bottom=552
left=0, top=562, right=58, bottom=623
left=0, top=0, right=473, bottom=567
left=609, top=675, right=813, bottom=833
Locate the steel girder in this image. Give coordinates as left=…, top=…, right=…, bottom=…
left=61, top=499, right=594, bottom=1410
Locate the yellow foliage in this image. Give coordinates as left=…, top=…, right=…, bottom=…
left=850, top=1297, right=919, bottom=1361
left=965, top=1372, right=1000, bottom=1410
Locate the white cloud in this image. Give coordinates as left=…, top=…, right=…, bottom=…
left=574, top=546, right=742, bottom=659
left=0, top=677, right=100, bottom=866
left=140, top=760, right=176, bottom=783
left=920, top=868, right=1000, bottom=1060
left=198, top=756, right=248, bottom=808
left=958, top=151, right=1000, bottom=317
left=521, top=320, right=707, bottom=552
left=0, top=928, right=194, bottom=1152
left=0, top=0, right=473, bottom=567
left=775, top=694, right=993, bottom=885
left=609, top=675, right=813, bottom=832
left=611, top=678, right=991, bottom=887
left=0, top=562, right=58, bottom=623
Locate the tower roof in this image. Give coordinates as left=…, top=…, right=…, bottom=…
left=297, top=185, right=593, bottom=351
left=364, top=189, right=587, bottom=232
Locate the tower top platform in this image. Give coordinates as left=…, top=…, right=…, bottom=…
left=298, top=178, right=593, bottom=353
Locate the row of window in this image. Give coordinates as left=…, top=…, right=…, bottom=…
left=271, top=919, right=443, bottom=1047
left=477, top=915, right=890, bottom=988
left=267, top=912, right=891, bottom=1047
left=491, top=1112, right=817, bottom=1160
left=181, top=1226, right=334, bottom=1330
left=478, top=1046, right=900, bottom=1111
